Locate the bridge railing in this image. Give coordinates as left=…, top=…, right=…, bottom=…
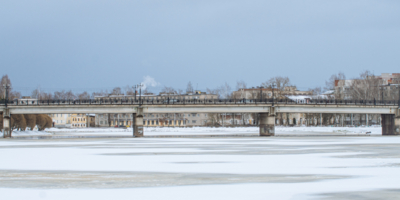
left=1, top=98, right=399, bottom=106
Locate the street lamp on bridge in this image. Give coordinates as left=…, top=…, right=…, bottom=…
left=271, top=82, right=276, bottom=107
left=2, top=84, right=11, bottom=108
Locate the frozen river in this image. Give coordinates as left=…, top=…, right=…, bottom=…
left=0, top=127, right=399, bottom=199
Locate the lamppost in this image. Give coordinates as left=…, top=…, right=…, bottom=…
left=136, top=83, right=143, bottom=105
left=271, top=83, right=276, bottom=106
left=257, top=86, right=264, bottom=102
left=133, top=85, right=137, bottom=101
left=3, top=84, right=11, bottom=108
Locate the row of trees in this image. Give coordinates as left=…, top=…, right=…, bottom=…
left=3, top=70, right=399, bottom=101
left=0, top=114, right=52, bottom=132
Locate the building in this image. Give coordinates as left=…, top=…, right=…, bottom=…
left=95, top=91, right=218, bottom=127
left=71, top=114, right=87, bottom=128
left=94, top=90, right=218, bottom=102
left=87, top=114, right=95, bottom=127
left=48, top=113, right=72, bottom=128
left=232, top=86, right=312, bottom=99
left=13, top=96, right=38, bottom=105
left=335, top=73, right=400, bottom=100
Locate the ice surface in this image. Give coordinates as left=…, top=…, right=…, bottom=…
left=0, top=127, right=399, bottom=200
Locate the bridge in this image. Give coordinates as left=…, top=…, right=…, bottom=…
left=1, top=98, right=400, bottom=137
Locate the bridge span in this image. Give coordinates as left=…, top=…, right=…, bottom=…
left=1, top=98, right=400, bottom=137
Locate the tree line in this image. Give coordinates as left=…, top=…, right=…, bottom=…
left=2, top=70, right=400, bottom=101
left=0, top=114, right=52, bottom=132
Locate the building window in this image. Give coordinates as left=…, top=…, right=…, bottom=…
left=100, top=121, right=103, bottom=125
left=192, top=120, right=196, bottom=123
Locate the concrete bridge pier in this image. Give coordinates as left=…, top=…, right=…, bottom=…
left=3, top=109, right=11, bottom=138
left=132, top=107, right=144, bottom=137
left=381, top=109, right=400, bottom=135
left=259, top=107, right=275, bottom=136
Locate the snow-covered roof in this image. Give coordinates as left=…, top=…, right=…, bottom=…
left=322, top=90, right=334, bottom=95
left=286, top=95, right=312, bottom=101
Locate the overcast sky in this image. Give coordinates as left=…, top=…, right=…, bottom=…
left=1, top=0, right=400, bottom=94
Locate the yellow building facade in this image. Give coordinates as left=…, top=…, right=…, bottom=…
left=71, top=114, right=87, bottom=128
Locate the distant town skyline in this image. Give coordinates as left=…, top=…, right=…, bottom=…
left=1, top=1, right=399, bottom=95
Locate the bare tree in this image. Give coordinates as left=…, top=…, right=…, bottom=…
left=186, top=82, right=193, bottom=93
left=0, top=74, right=19, bottom=99
left=217, top=82, right=232, bottom=99
left=349, top=70, right=382, bottom=100
left=54, top=90, right=66, bottom=99
left=161, top=86, right=177, bottom=94
left=206, top=88, right=218, bottom=95
left=77, top=91, right=90, bottom=99
left=325, top=72, right=346, bottom=91
left=261, top=76, right=291, bottom=98
left=9, top=91, right=21, bottom=99
left=111, top=87, right=122, bottom=95
left=65, top=90, right=76, bottom=99
left=236, top=80, right=247, bottom=90
left=262, top=76, right=291, bottom=90
left=125, top=85, right=134, bottom=95
left=40, top=92, right=53, bottom=100
left=0, top=74, right=11, bottom=99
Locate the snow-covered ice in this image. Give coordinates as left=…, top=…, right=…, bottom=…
left=0, top=127, right=399, bottom=199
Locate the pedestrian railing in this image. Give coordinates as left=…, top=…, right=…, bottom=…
left=1, top=98, right=399, bottom=106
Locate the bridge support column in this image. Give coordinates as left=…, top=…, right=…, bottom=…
left=3, top=109, right=11, bottom=138
left=381, top=111, right=400, bottom=135
left=351, top=114, right=353, bottom=126
left=259, top=107, right=275, bottom=136
left=320, top=113, right=322, bottom=127
left=341, top=114, right=344, bottom=127
left=133, top=107, right=144, bottom=137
